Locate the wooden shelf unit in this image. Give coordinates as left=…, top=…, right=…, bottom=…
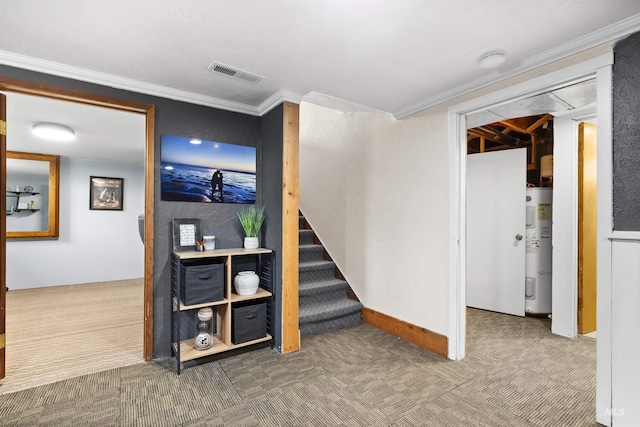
left=171, top=248, right=274, bottom=374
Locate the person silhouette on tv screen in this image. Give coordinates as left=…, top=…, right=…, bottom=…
left=211, top=169, right=224, bottom=200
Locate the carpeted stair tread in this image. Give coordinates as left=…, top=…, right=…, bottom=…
left=299, top=312, right=362, bottom=336
left=299, top=244, right=326, bottom=263
left=299, top=298, right=363, bottom=323
left=299, top=232, right=316, bottom=246
left=299, top=244, right=323, bottom=252
left=299, top=259, right=336, bottom=272
left=299, top=213, right=362, bottom=337
left=299, top=278, right=348, bottom=297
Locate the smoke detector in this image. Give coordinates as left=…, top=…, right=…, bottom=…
left=479, top=51, right=506, bottom=69
left=207, top=62, right=264, bottom=83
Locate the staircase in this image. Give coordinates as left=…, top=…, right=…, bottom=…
left=298, top=212, right=363, bottom=336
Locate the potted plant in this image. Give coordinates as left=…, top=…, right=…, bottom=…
left=237, top=205, right=265, bottom=249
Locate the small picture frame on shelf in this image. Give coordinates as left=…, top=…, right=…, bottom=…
left=89, top=176, right=124, bottom=211
left=172, top=218, right=202, bottom=252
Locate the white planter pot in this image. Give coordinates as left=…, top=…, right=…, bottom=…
left=234, top=271, right=259, bottom=295
left=244, top=236, right=259, bottom=249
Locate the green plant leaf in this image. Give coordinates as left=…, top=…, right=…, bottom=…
left=237, top=205, right=265, bottom=237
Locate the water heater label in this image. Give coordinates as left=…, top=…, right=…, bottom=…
left=538, top=203, right=552, bottom=220
left=527, top=240, right=541, bottom=253
left=541, top=226, right=551, bottom=238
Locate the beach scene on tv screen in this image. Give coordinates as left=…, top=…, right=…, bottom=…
left=161, top=135, right=256, bottom=203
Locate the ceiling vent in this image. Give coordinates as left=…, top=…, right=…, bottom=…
left=207, top=62, right=264, bottom=83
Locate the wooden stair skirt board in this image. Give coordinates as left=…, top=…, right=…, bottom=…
left=362, top=308, right=448, bottom=358
left=299, top=213, right=363, bottom=336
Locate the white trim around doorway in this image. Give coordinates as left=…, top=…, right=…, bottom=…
left=447, top=53, right=614, bottom=426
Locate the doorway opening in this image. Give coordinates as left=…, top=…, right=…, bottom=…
left=448, top=54, right=612, bottom=424
left=2, top=92, right=146, bottom=393
left=0, top=76, right=155, bottom=387
left=466, top=114, right=554, bottom=320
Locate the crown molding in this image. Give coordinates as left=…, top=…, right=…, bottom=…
left=393, top=13, right=640, bottom=119
left=302, top=91, right=386, bottom=113
left=0, top=50, right=269, bottom=116
left=3, top=13, right=639, bottom=120
left=257, top=90, right=303, bottom=115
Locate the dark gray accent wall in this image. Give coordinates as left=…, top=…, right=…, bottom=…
left=152, top=103, right=263, bottom=359
left=0, top=65, right=284, bottom=358
left=259, top=104, right=284, bottom=350
left=613, top=31, right=640, bottom=230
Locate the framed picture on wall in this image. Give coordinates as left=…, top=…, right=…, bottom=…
left=160, top=135, right=256, bottom=204
left=172, top=218, right=202, bottom=252
left=89, top=176, right=124, bottom=211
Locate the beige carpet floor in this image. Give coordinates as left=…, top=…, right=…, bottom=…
left=0, top=279, right=144, bottom=395
left=0, top=308, right=597, bottom=426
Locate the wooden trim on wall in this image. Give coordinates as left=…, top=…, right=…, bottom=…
left=0, top=76, right=155, bottom=362
left=578, top=121, right=597, bottom=334
left=143, top=106, right=155, bottom=361
left=362, top=308, right=448, bottom=358
left=281, top=101, right=300, bottom=353
left=0, top=75, right=151, bottom=113
left=1, top=93, right=7, bottom=379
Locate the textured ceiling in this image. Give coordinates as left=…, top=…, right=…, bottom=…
left=1, top=2, right=639, bottom=165
left=4, top=92, right=146, bottom=165
left=1, top=1, right=640, bottom=118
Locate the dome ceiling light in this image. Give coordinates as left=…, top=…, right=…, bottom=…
left=479, top=51, right=506, bottom=69
left=32, top=122, right=76, bottom=141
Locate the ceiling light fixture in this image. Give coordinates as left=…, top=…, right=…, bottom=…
left=479, top=51, right=506, bottom=69
left=32, top=122, right=76, bottom=141
left=190, top=139, right=202, bottom=144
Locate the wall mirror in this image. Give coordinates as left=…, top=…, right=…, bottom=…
left=5, top=151, right=60, bottom=239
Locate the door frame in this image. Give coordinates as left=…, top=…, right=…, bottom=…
left=0, top=76, right=155, bottom=362
left=552, top=108, right=598, bottom=339
left=447, top=54, right=613, bottom=425
left=1, top=93, right=6, bottom=379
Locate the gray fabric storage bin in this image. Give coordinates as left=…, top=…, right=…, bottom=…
left=232, top=302, right=267, bottom=344
left=180, top=263, right=224, bottom=305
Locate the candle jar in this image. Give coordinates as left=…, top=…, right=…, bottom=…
left=194, top=307, right=214, bottom=350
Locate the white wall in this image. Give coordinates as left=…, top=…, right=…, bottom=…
left=299, top=44, right=611, bottom=339
left=6, top=157, right=145, bottom=289
left=300, top=104, right=451, bottom=335
left=610, top=236, right=640, bottom=426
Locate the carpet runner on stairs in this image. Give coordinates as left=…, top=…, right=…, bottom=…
left=299, top=214, right=363, bottom=336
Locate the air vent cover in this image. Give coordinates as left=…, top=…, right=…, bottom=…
left=207, top=62, right=264, bottom=83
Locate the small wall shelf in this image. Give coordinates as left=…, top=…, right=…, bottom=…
left=6, top=191, right=41, bottom=215
left=171, top=247, right=275, bottom=374
left=7, top=191, right=40, bottom=195
left=6, top=209, right=40, bottom=215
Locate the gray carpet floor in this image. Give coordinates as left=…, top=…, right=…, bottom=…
left=0, top=308, right=597, bottom=426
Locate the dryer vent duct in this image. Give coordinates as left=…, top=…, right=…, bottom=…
left=207, top=62, right=264, bottom=83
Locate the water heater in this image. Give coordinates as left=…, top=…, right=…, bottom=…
left=525, top=187, right=552, bottom=314
left=540, top=154, right=553, bottom=187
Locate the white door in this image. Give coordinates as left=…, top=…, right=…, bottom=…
left=467, top=148, right=526, bottom=316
